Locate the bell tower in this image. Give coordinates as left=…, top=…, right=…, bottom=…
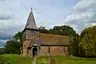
left=23, top=8, right=39, bottom=40
left=22, top=8, right=39, bottom=56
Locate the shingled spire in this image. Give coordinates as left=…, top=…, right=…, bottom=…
left=25, top=8, right=38, bottom=30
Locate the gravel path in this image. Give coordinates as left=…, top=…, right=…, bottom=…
left=32, top=56, right=37, bottom=64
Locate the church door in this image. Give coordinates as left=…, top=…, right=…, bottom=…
left=32, top=47, right=37, bottom=57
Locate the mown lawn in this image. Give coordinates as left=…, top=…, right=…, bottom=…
left=0, top=54, right=96, bottom=64
left=0, top=54, right=32, bottom=64
left=37, top=56, right=96, bottom=64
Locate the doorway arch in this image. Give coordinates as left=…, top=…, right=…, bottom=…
left=32, top=47, right=37, bottom=57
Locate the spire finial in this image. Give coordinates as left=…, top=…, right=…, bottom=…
left=31, top=8, right=32, bottom=12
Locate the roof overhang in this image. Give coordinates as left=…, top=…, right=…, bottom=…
left=22, top=28, right=39, bottom=32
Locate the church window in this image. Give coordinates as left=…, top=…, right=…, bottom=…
left=63, top=46, right=65, bottom=53
left=48, top=47, right=50, bottom=53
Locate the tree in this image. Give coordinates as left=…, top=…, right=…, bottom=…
left=70, top=33, right=79, bottom=56
left=14, top=32, right=23, bottom=52
left=49, top=25, right=76, bottom=37
left=79, top=26, right=96, bottom=57
left=0, top=48, right=5, bottom=54
left=39, top=26, right=49, bottom=33
left=14, top=32, right=22, bottom=42
left=4, top=40, right=20, bottom=54
left=4, top=32, right=22, bottom=54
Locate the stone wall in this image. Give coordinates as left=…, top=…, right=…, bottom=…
left=50, top=46, right=64, bottom=56
left=39, top=46, right=68, bottom=56
left=39, top=46, right=49, bottom=56
left=23, top=41, right=69, bottom=57
left=23, top=40, right=31, bottom=56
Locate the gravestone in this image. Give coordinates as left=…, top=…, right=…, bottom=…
left=50, top=57, right=56, bottom=64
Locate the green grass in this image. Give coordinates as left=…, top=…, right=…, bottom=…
left=0, top=54, right=32, bottom=64
left=37, top=56, right=96, bottom=64
left=0, top=54, right=96, bottom=64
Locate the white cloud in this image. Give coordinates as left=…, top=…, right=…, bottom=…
left=0, top=19, right=24, bottom=39
left=0, top=9, right=24, bottom=39
left=65, top=12, right=94, bottom=24
left=0, top=9, right=14, bottom=20
left=0, top=39, right=8, bottom=43
left=0, top=39, right=8, bottom=48
left=35, top=8, right=69, bottom=28
left=0, top=46, right=4, bottom=48
left=64, top=12, right=96, bottom=33
left=73, top=0, right=96, bottom=12
left=64, top=0, right=96, bottom=33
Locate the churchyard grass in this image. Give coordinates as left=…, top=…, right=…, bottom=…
left=36, top=56, right=96, bottom=64
left=1, top=54, right=96, bottom=64
left=0, top=54, right=32, bottom=64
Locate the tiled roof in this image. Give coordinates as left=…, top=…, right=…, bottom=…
left=39, top=33, right=70, bottom=46
left=28, top=33, right=70, bottom=48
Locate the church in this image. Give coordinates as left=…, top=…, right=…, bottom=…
left=22, top=9, right=70, bottom=57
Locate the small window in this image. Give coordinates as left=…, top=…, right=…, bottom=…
left=63, top=46, right=65, bottom=53
left=48, top=47, right=50, bottom=53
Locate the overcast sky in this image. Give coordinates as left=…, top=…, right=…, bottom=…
left=0, top=0, right=96, bottom=47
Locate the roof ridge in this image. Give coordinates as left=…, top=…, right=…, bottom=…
left=40, top=33, right=69, bottom=37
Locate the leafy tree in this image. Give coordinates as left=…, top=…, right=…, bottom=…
left=4, top=32, right=22, bottom=54
left=48, top=25, right=76, bottom=37
left=4, top=40, right=20, bottom=54
left=70, top=33, right=79, bottom=56
left=0, top=48, right=5, bottom=54
left=79, top=26, right=96, bottom=57
left=14, top=32, right=22, bottom=42
left=39, top=26, right=49, bottom=33
left=14, top=32, right=23, bottom=53
left=49, top=26, right=62, bottom=35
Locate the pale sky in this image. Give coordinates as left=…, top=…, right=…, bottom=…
left=0, top=0, right=96, bottom=47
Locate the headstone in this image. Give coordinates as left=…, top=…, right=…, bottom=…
left=50, top=57, right=56, bottom=64
left=42, top=58, right=47, bottom=63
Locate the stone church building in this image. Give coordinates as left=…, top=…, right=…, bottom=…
left=22, top=9, right=70, bottom=57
